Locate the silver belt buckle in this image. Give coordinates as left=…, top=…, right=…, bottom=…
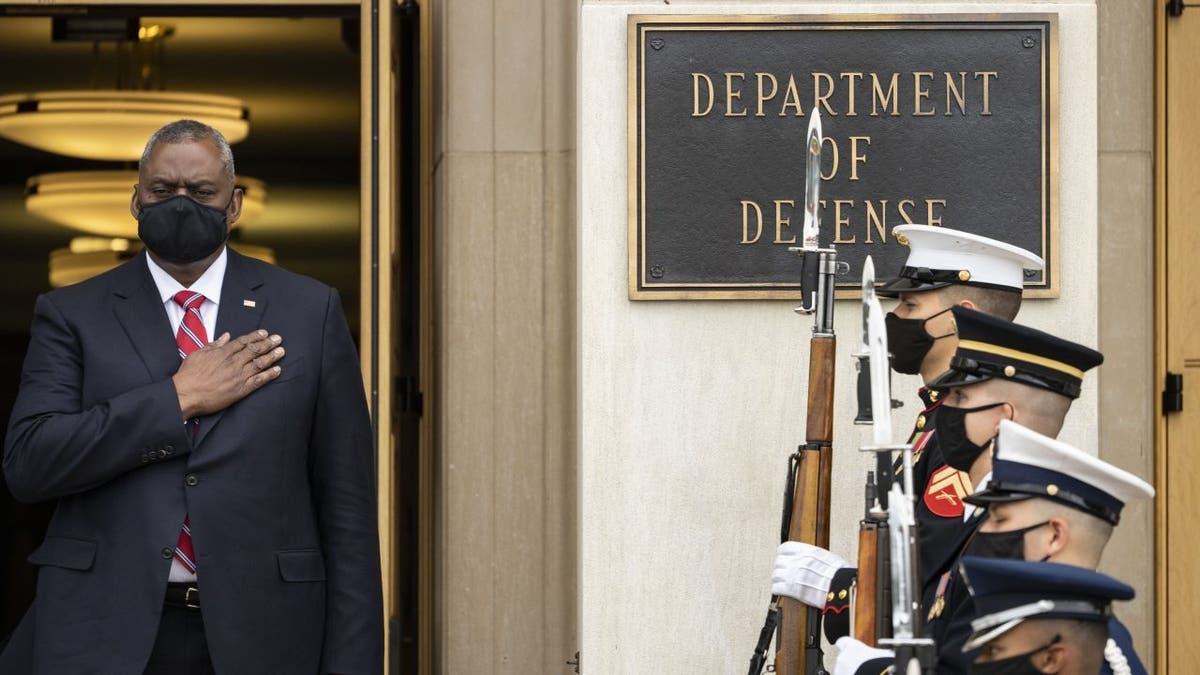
left=185, top=586, right=200, bottom=609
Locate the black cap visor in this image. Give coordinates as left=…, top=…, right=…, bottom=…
left=964, top=487, right=1034, bottom=508
left=876, top=275, right=951, bottom=298
left=929, top=355, right=1083, bottom=399
left=927, top=367, right=994, bottom=392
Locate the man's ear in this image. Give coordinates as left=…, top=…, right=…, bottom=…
left=957, top=298, right=979, bottom=311
left=1046, top=518, right=1071, bottom=558
left=989, top=402, right=1016, bottom=436
left=1035, top=642, right=1066, bottom=673
left=1000, top=402, right=1015, bottom=422
left=226, top=186, right=244, bottom=226
left=129, top=186, right=140, bottom=220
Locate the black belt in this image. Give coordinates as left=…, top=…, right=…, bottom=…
left=164, top=583, right=201, bottom=610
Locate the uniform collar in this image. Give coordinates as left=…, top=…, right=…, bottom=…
left=965, top=472, right=992, bottom=521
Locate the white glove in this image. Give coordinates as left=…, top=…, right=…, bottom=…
left=833, top=636, right=894, bottom=675
left=770, top=541, right=851, bottom=608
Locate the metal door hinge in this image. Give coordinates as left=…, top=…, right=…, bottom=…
left=1168, top=0, right=1195, bottom=17
left=1163, top=371, right=1184, bottom=414
left=566, top=650, right=581, bottom=674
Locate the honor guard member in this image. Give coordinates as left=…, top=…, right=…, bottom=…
left=960, top=420, right=1152, bottom=674
left=831, top=307, right=1103, bottom=675
left=959, top=557, right=1136, bottom=675
left=772, top=226, right=1044, bottom=636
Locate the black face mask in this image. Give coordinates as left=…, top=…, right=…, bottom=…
left=969, top=635, right=1060, bottom=675
left=885, top=306, right=955, bottom=375
left=137, top=194, right=230, bottom=264
left=936, top=402, right=1005, bottom=472
left=965, top=521, right=1051, bottom=561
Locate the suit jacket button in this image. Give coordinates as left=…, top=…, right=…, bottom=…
left=161, top=547, right=174, bottom=559
left=141, top=453, right=150, bottom=464
left=164, top=444, right=174, bottom=453
left=185, top=474, right=199, bottom=487
left=158, top=449, right=168, bottom=458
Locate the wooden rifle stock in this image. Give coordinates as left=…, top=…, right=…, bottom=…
left=775, top=335, right=835, bottom=675
left=853, top=470, right=892, bottom=646
left=853, top=525, right=878, bottom=645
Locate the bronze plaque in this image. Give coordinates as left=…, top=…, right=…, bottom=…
left=628, top=14, right=1058, bottom=300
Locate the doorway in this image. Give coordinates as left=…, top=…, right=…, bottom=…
left=0, top=4, right=429, bottom=673
left=1157, top=2, right=1200, bottom=670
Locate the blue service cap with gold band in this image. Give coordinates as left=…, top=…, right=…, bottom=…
left=926, top=306, right=1103, bottom=399
left=959, top=557, right=1134, bottom=652
left=965, top=420, right=1154, bottom=526
left=877, top=225, right=1044, bottom=297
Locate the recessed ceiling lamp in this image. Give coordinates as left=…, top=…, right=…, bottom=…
left=26, top=170, right=267, bottom=237
left=49, top=237, right=276, bottom=288
left=0, top=90, right=249, bottom=161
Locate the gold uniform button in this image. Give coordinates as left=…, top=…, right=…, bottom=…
left=1047, top=484, right=1059, bottom=496
left=928, top=391, right=938, bottom=402
left=916, top=414, right=926, bottom=430
left=1004, top=365, right=1017, bottom=377
left=827, top=592, right=835, bottom=601
left=838, top=589, right=848, bottom=600
left=958, top=270, right=971, bottom=282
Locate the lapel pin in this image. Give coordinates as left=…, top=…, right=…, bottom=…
left=243, top=299, right=256, bottom=308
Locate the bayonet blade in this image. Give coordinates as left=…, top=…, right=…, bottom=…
left=865, top=256, right=892, bottom=444
left=861, top=255, right=875, bottom=352
left=802, top=110, right=823, bottom=249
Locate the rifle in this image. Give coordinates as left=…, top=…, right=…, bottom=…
left=748, top=109, right=843, bottom=675
left=856, top=256, right=936, bottom=673
left=852, top=257, right=893, bottom=646
left=878, top=444, right=936, bottom=675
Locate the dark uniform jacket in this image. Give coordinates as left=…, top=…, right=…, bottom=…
left=1105, top=616, right=1147, bottom=675
left=895, top=388, right=977, bottom=602
left=922, top=512, right=987, bottom=674
left=829, top=389, right=973, bottom=630
left=923, top=532, right=1147, bottom=675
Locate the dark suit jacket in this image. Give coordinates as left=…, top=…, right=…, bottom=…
left=1, top=249, right=382, bottom=674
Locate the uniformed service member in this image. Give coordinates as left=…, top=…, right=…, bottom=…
left=959, top=556, right=1136, bottom=675
left=961, top=419, right=1151, bottom=674
left=831, top=306, right=1103, bottom=674
left=772, top=225, right=1044, bottom=629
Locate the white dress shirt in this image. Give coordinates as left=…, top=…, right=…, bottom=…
left=145, top=248, right=227, bottom=582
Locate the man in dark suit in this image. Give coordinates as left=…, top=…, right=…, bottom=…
left=1, top=119, right=382, bottom=674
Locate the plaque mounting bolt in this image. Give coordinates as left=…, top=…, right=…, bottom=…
left=650, top=265, right=665, bottom=279
left=1022, top=36, right=1036, bottom=48
left=650, top=38, right=665, bottom=50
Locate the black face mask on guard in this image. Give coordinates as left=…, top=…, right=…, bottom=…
left=885, top=306, right=955, bottom=375
left=965, top=521, right=1052, bottom=561
left=137, top=194, right=230, bottom=264
left=936, top=402, right=1006, bottom=472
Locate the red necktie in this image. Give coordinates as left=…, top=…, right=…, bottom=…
left=173, top=290, right=208, bottom=574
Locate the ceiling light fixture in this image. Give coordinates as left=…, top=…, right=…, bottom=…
left=0, top=23, right=250, bottom=161
left=25, top=170, right=267, bottom=237
left=0, top=90, right=249, bottom=161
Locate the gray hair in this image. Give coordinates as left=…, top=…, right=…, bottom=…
left=139, top=119, right=236, bottom=180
